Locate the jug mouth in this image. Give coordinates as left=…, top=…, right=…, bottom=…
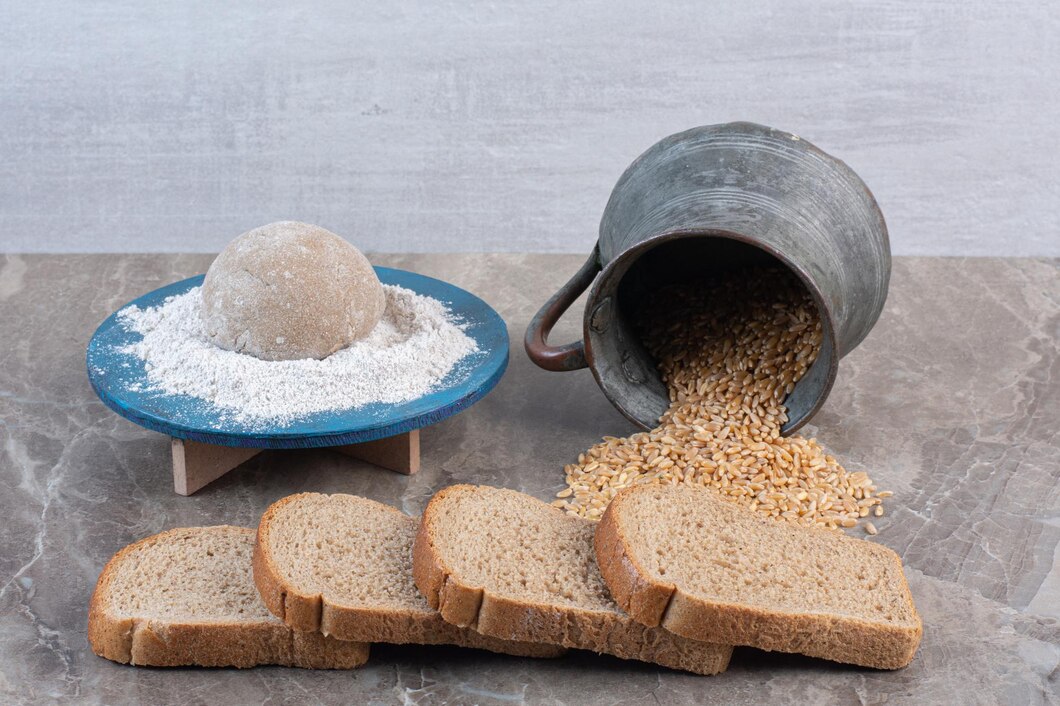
left=582, top=229, right=839, bottom=435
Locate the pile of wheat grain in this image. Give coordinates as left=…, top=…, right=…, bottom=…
left=555, top=268, right=888, bottom=534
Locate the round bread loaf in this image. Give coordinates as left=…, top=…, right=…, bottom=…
left=200, top=221, right=385, bottom=361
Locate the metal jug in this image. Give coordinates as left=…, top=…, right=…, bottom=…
left=525, top=122, right=890, bottom=433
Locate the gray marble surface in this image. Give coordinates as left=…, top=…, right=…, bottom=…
left=0, top=254, right=1057, bottom=705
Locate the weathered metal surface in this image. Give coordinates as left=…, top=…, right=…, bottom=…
left=526, top=122, right=891, bottom=433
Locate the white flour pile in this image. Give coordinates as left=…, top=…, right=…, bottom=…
left=116, top=285, right=480, bottom=428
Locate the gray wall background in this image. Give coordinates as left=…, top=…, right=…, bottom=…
left=2, top=1, right=1057, bottom=255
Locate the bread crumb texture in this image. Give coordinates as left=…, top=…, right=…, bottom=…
left=88, top=526, right=369, bottom=668
left=597, top=485, right=922, bottom=669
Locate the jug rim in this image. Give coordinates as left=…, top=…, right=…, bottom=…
left=582, top=227, right=841, bottom=435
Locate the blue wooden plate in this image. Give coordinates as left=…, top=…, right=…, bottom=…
left=86, top=267, right=509, bottom=448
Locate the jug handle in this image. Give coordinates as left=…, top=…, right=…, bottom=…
left=524, top=249, right=601, bottom=371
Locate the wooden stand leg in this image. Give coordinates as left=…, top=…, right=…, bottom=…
left=172, top=438, right=262, bottom=496
left=335, top=429, right=420, bottom=475
left=169, top=429, right=420, bottom=495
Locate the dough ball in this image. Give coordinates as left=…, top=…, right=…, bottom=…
left=200, top=221, right=385, bottom=361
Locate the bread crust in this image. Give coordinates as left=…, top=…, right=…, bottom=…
left=253, top=492, right=564, bottom=658
left=88, top=526, right=369, bottom=669
left=412, top=485, right=732, bottom=676
left=595, top=487, right=923, bottom=670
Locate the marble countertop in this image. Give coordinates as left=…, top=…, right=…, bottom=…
left=0, top=254, right=1056, bottom=705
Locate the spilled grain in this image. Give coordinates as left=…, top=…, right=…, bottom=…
left=556, top=268, right=888, bottom=532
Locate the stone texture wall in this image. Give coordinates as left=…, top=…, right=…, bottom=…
left=2, top=2, right=1056, bottom=255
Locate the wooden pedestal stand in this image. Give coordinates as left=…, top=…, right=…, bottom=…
left=171, top=429, right=421, bottom=496
left=89, top=271, right=507, bottom=499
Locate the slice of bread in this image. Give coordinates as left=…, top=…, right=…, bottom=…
left=252, top=492, right=564, bottom=658
left=595, top=484, right=922, bottom=669
left=88, top=526, right=369, bottom=668
left=412, top=484, right=733, bottom=675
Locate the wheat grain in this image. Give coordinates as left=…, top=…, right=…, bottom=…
left=559, top=267, right=888, bottom=531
